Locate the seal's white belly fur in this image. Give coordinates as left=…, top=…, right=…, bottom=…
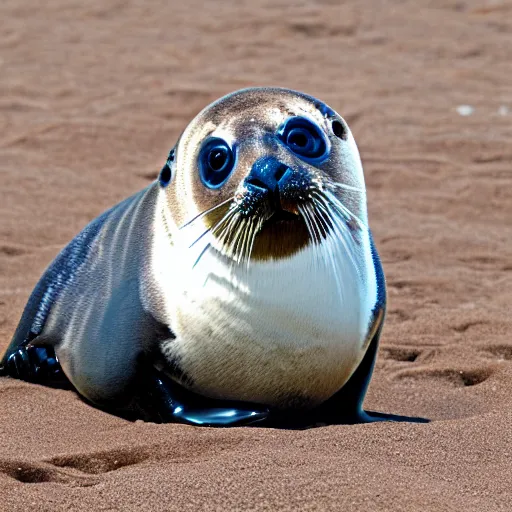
left=152, top=195, right=377, bottom=408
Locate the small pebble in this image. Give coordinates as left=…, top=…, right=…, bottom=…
left=456, top=105, right=474, bottom=116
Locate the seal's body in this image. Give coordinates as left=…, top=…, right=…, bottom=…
left=1, top=88, right=386, bottom=426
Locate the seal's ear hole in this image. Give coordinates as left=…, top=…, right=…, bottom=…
left=331, top=120, right=347, bottom=140
left=159, top=165, right=172, bottom=187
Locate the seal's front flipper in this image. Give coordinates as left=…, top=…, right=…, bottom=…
left=136, top=369, right=269, bottom=427
left=0, top=343, right=70, bottom=389
left=308, top=324, right=429, bottom=425
left=173, top=405, right=268, bottom=427
left=309, top=318, right=383, bottom=425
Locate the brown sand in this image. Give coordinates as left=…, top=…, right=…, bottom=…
left=1, top=0, right=512, bottom=510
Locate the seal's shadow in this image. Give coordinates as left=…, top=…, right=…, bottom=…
left=85, top=366, right=432, bottom=428
left=101, top=402, right=430, bottom=429
left=249, top=410, right=430, bottom=430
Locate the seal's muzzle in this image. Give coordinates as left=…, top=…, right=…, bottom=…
left=239, top=156, right=311, bottom=219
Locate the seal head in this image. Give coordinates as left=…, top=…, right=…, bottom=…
left=160, top=88, right=367, bottom=263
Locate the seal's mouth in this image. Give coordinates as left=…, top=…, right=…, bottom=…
left=262, top=208, right=300, bottom=227
left=248, top=204, right=310, bottom=261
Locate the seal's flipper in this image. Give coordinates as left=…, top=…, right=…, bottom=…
left=307, top=324, right=429, bottom=425
left=134, top=369, right=269, bottom=426
left=309, top=317, right=383, bottom=425
left=0, top=343, right=70, bottom=389
left=173, top=407, right=268, bottom=427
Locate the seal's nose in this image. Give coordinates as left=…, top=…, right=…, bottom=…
left=238, top=156, right=311, bottom=217
left=244, top=157, right=292, bottom=206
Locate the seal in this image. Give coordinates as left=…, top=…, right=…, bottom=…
left=0, top=87, right=387, bottom=427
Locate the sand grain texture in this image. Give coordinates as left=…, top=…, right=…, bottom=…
left=1, top=0, right=512, bottom=510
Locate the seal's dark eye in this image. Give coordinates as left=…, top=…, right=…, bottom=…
left=199, top=138, right=235, bottom=189
left=278, top=117, right=327, bottom=162
left=159, top=148, right=175, bottom=187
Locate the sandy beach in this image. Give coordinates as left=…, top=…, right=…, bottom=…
left=1, top=0, right=512, bottom=510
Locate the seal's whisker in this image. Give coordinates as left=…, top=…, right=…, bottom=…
left=179, top=198, right=234, bottom=230
left=310, top=190, right=348, bottom=223
left=312, top=196, right=348, bottom=241
left=246, top=216, right=263, bottom=269
left=190, top=207, right=238, bottom=269
left=231, top=217, right=247, bottom=263
left=238, top=219, right=251, bottom=266
left=312, top=190, right=366, bottom=241
left=310, top=201, right=346, bottom=304
left=188, top=227, right=211, bottom=249
left=304, top=202, right=325, bottom=271
left=298, top=203, right=321, bottom=271
left=237, top=220, right=248, bottom=267
left=192, top=243, right=211, bottom=269
left=188, top=206, right=236, bottom=249
left=297, top=204, right=310, bottom=239
left=301, top=205, right=316, bottom=243
left=230, top=216, right=244, bottom=257
left=313, top=189, right=342, bottom=214
left=313, top=198, right=360, bottom=279
left=247, top=218, right=263, bottom=268
left=225, top=215, right=247, bottom=273
left=212, top=208, right=238, bottom=245
left=235, top=218, right=247, bottom=265
left=303, top=203, right=321, bottom=244
left=306, top=203, right=324, bottom=245
left=297, top=204, right=314, bottom=243
left=307, top=202, right=344, bottom=302
left=245, top=217, right=259, bottom=270
left=220, top=213, right=242, bottom=258
left=328, top=182, right=365, bottom=193
left=322, top=190, right=366, bottom=230
left=313, top=195, right=360, bottom=261
left=240, top=217, right=254, bottom=269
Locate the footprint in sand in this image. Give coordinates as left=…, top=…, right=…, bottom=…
left=478, top=344, right=512, bottom=362
left=48, top=447, right=149, bottom=475
left=391, top=366, right=494, bottom=388
left=0, top=244, right=31, bottom=257
left=0, top=447, right=150, bottom=487
left=0, top=460, right=99, bottom=487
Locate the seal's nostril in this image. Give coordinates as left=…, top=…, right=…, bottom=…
left=274, top=165, right=288, bottom=183
left=245, top=177, right=269, bottom=191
